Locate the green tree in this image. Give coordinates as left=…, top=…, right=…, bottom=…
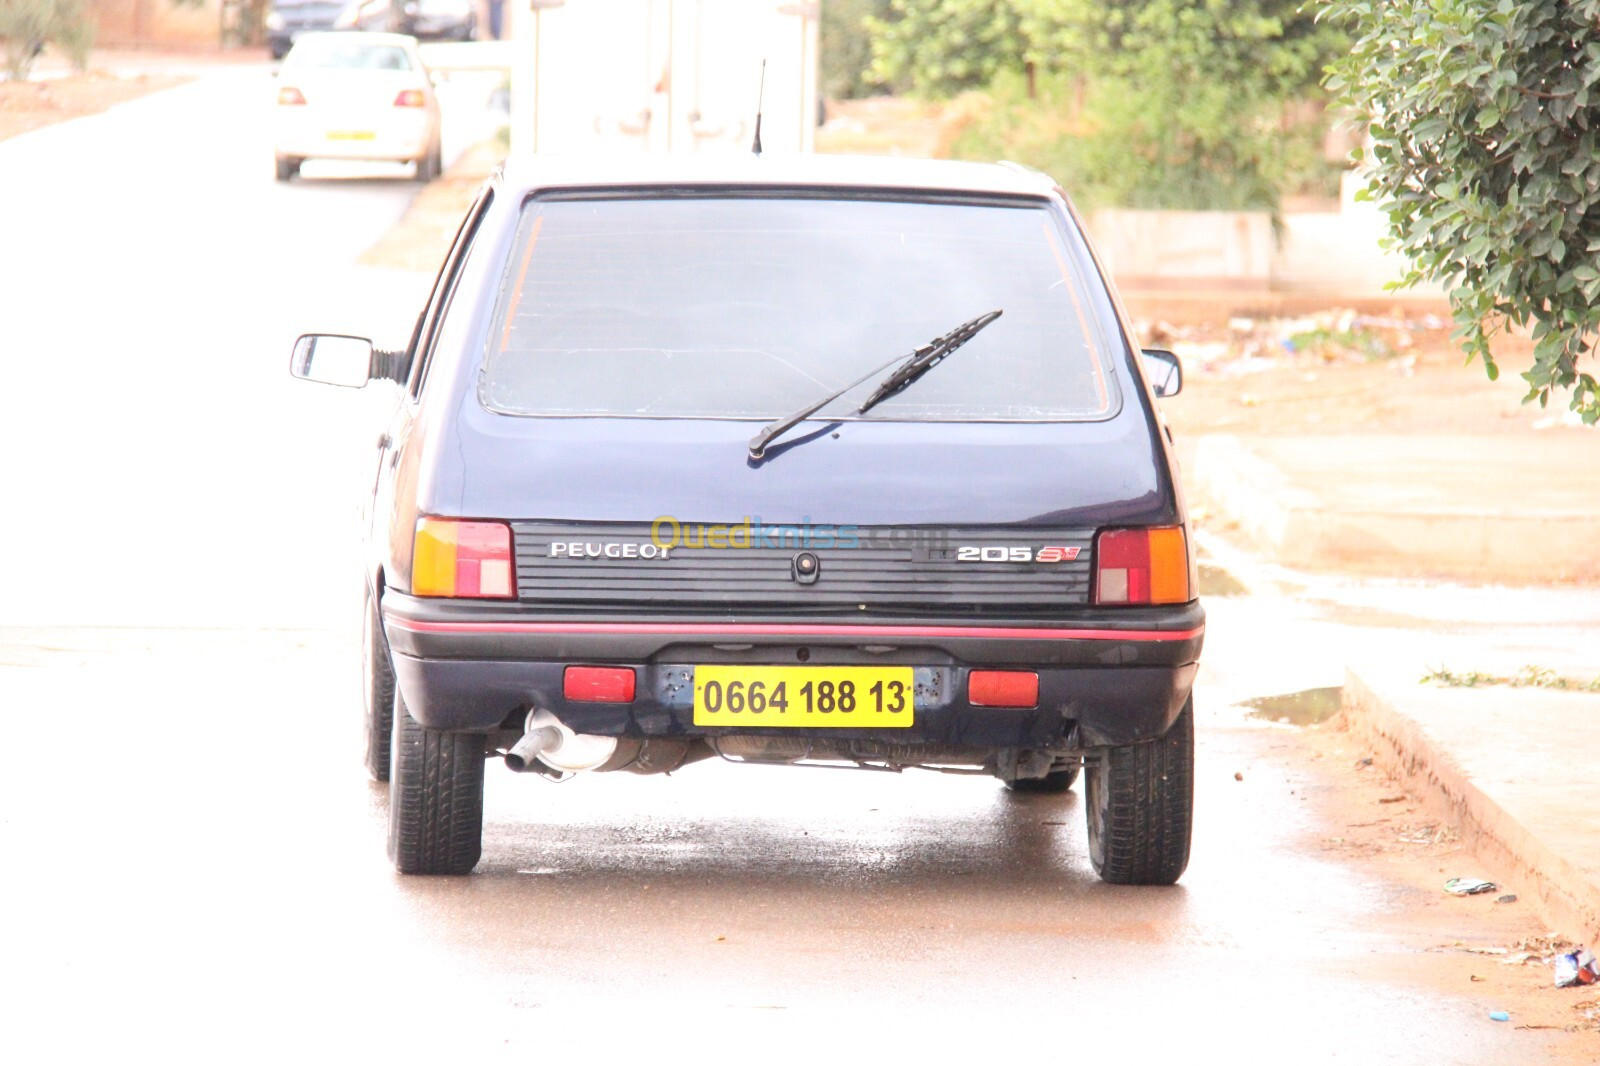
left=867, top=0, right=1027, bottom=97
left=0, top=0, right=92, bottom=80
left=1325, top=0, right=1600, bottom=422
left=821, top=0, right=895, bottom=99
left=1057, top=0, right=1336, bottom=210
left=891, top=0, right=1343, bottom=210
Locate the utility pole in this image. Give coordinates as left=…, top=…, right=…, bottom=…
left=511, top=0, right=566, bottom=157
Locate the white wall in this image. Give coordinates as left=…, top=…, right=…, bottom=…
left=1085, top=174, right=1445, bottom=299
left=509, top=0, right=819, bottom=157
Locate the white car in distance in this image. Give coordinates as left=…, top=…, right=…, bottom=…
left=273, top=31, right=443, bottom=183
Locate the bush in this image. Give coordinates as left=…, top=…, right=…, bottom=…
left=820, top=0, right=895, bottom=100
left=1326, top=0, right=1600, bottom=421
left=867, top=0, right=1024, bottom=98
left=866, top=0, right=1344, bottom=212
left=945, top=69, right=1336, bottom=212
left=0, top=0, right=93, bottom=81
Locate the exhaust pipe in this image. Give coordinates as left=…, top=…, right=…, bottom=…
left=504, top=725, right=564, bottom=773
left=504, top=708, right=715, bottom=775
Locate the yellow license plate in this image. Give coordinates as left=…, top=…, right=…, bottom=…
left=693, top=666, right=913, bottom=728
left=327, top=131, right=376, bottom=141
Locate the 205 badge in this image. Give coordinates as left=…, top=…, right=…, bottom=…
left=955, top=545, right=1081, bottom=563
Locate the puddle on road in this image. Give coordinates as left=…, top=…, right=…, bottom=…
left=1197, top=564, right=1247, bottom=597
left=1243, top=686, right=1345, bottom=726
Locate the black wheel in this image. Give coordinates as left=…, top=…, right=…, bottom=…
left=415, top=142, right=443, bottom=182
left=274, top=155, right=300, bottom=182
left=1006, top=764, right=1080, bottom=793
left=362, top=590, right=395, bottom=782
left=1084, top=698, right=1193, bottom=885
left=387, top=690, right=486, bottom=874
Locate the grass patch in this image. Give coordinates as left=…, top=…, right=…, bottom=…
left=1421, top=665, right=1600, bottom=692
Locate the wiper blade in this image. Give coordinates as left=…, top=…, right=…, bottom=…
left=747, top=309, right=1003, bottom=460
left=856, top=309, right=1001, bottom=416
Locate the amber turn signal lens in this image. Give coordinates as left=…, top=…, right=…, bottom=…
left=277, top=86, right=307, bottom=106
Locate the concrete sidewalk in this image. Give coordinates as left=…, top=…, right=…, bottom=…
left=1190, top=430, right=1600, bottom=949
left=1343, top=668, right=1600, bottom=951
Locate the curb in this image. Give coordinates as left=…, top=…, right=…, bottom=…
left=1341, top=669, right=1600, bottom=948
left=1190, top=434, right=1600, bottom=582
left=1191, top=435, right=1322, bottom=558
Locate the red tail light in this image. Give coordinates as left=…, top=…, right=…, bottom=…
left=277, top=86, right=307, bottom=106
left=393, top=89, right=427, bottom=108
left=1094, top=527, right=1191, bottom=605
left=564, top=666, right=637, bottom=703
left=412, top=518, right=516, bottom=599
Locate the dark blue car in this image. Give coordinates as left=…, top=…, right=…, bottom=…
left=292, top=155, right=1202, bottom=883
left=265, top=0, right=347, bottom=59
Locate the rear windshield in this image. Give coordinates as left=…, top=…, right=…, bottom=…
left=481, top=195, right=1117, bottom=421
left=284, top=38, right=414, bottom=71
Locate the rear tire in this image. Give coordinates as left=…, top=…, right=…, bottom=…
left=1084, top=699, right=1193, bottom=885
left=415, top=142, right=443, bottom=182
left=1006, top=764, right=1080, bottom=793
left=362, top=591, right=395, bottom=782
left=387, top=691, right=486, bottom=874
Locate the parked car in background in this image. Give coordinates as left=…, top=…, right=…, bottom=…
left=265, top=0, right=347, bottom=60
left=335, top=0, right=475, bottom=40
left=272, top=32, right=443, bottom=182
left=290, top=155, right=1202, bottom=884
left=333, top=0, right=402, bottom=33
left=405, top=0, right=476, bottom=41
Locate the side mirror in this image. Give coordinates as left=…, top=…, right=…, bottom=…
left=291, top=334, right=374, bottom=388
left=1140, top=348, right=1183, bottom=398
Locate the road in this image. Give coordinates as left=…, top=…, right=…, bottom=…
left=0, top=68, right=1594, bottom=1063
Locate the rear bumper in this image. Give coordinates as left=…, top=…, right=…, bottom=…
left=273, top=113, right=434, bottom=163
left=381, top=594, right=1204, bottom=749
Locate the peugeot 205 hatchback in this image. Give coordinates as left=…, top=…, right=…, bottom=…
left=291, top=155, right=1202, bottom=882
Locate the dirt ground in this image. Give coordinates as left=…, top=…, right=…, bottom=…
left=817, top=96, right=966, bottom=158
left=0, top=71, right=187, bottom=142
left=1154, top=315, right=1593, bottom=440
left=1247, top=709, right=1600, bottom=1043
left=359, top=139, right=505, bottom=271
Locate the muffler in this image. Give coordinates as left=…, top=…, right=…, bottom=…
left=504, top=708, right=713, bottom=775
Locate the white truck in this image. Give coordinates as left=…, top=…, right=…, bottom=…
left=507, top=0, right=820, bottom=156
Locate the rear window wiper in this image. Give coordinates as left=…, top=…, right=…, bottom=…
left=748, top=309, right=1003, bottom=460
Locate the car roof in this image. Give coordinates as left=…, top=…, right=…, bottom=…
left=496, top=154, right=1061, bottom=200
